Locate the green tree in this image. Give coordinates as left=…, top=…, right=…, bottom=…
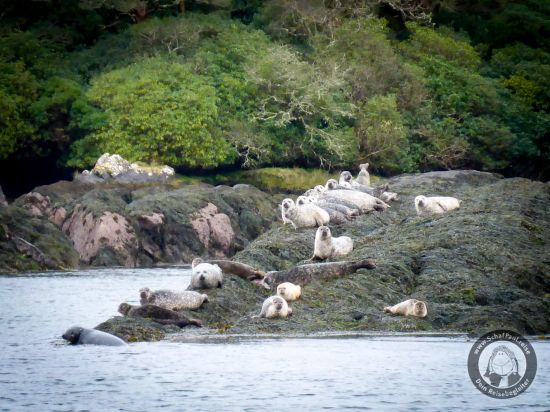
left=356, top=94, right=411, bottom=173
left=68, top=57, right=235, bottom=169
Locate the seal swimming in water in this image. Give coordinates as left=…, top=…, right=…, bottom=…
left=194, top=258, right=265, bottom=280
left=118, top=303, right=203, bottom=327
left=62, top=326, right=127, bottom=346
left=139, top=287, right=208, bottom=310
left=276, top=282, right=301, bottom=302
left=414, top=195, right=460, bottom=215
left=265, top=259, right=376, bottom=287
left=312, top=226, right=353, bottom=260
left=256, top=296, right=293, bottom=319
left=383, top=299, right=428, bottom=318
left=190, top=258, right=223, bottom=289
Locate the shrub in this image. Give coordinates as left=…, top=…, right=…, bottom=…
left=68, top=57, right=235, bottom=169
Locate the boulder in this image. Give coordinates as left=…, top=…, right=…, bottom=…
left=78, top=153, right=175, bottom=184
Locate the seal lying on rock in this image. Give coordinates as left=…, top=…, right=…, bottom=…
left=281, top=198, right=330, bottom=229
left=414, top=195, right=460, bottom=215
left=380, top=192, right=398, bottom=202
left=256, top=296, right=293, bottom=319
left=190, top=258, right=223, bottom=289
left=118, top=303, right=203, bottom=327
left=265, top=259, right=376, bottom=286
left=196, top=258, right=265, bottom=280
left=384, top=299, right=428, bottom=318
left=276, top=282, right=301, bottom=302
left=312, top=226, right=353, bottom=260
left=62, top=326, right=127, bottom=346
left=140, top=287, right=208, bottom=310
left=320, top=190, right=389, bottom=213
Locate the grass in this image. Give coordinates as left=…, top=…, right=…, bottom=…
left=175, top=167, right=382, bottom=193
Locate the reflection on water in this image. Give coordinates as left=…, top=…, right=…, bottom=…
left=0, top=268, right=548, bottom=411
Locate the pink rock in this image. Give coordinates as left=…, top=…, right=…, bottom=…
left=48, top=207, right=67, bottom=227
left=190, top=203, right=235, bottom=256
left=62, top=204, right=138, bottom=265
left=22, top=192, right=51, bottom=217
left=138, top=213, right=165, bottom=229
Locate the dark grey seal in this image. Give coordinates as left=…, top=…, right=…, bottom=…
left=62, top=326, right=127, bottom=346
left=265, top=259, right=377, bottom=286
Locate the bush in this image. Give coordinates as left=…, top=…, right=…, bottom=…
left=0, top=62, right=38, bottom=159
left=68, top=57, right=235, bottom=169
left=246, top=43, right=356, bottom=168
left=356, top=95, right=411, bottom=173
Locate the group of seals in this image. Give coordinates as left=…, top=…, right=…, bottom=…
left=62, top=162, right=445, bottom=344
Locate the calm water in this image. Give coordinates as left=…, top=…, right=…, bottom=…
left=0, top=268, right=548, bottom=411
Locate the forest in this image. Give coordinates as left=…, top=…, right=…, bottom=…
left=1, top=0, right=549, bottom=196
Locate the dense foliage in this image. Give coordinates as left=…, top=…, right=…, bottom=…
left=0, top=0, right=548, bottom=190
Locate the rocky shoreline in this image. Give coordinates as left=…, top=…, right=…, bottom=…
left=1, top=168, right=549, bottom=338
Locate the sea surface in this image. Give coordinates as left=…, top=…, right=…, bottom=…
left=0, top=268, right=548, bottom=411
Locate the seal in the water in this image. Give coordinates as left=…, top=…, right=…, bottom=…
left=265, top=259, right=376, bottom=286
left=356, top=163, right=370, bottom=186
left=62, top=326, right=127, bottom=346
left=414, top=195, right=460, bottom=216
left=276, top=282, right=301, bottom=302
left=256, top=296, right=292, bottom=319
left=383, top=299, right=428, bottom=318
left=139, top=287, right=208, bottom=310
left=197, top=258, right=265, bottom=280
left=312, top=225, right=353, bottom=260
left=190, top=258, right=223, bottom=289
left=118, top=303, right=203, bottom=327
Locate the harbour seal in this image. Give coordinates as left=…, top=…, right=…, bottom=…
left=325, top=178, right=350, bottom=191
left=380, top=191, right=398, bottom=202
left=383, top=299, right=428, bottom=318
left=118, top=303, right=203, bottom=327
left=139, top=287, right=208, bottom=310
left=337, top=174, right=388, bottom=197
left=320, top=189, right=389, bottom=212
left=338, top=172, right=353, bottom=188
left=190, top=258, right=223, bottom=289
left=276, top=282, right=302, bottom=302
left=257, top=296, right=293, bottom=319
left=265, top=259, right=376, bottom=286
left=313, top=226, right=353, bottom=260
left=62, top=326, right=127, bottom=346
left=281, top=198, right=330, bottom=229
left=414, top=195, right=460, bottom=216
left=356, top=163, right=370, bottom=186
left=198, top=259, right=265, bottom=280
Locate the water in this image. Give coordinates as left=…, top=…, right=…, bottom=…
left=0, top=268, right=548, bottom=411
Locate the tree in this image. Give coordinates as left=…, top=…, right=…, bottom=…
left=68, top=57, right=235, bottom=169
